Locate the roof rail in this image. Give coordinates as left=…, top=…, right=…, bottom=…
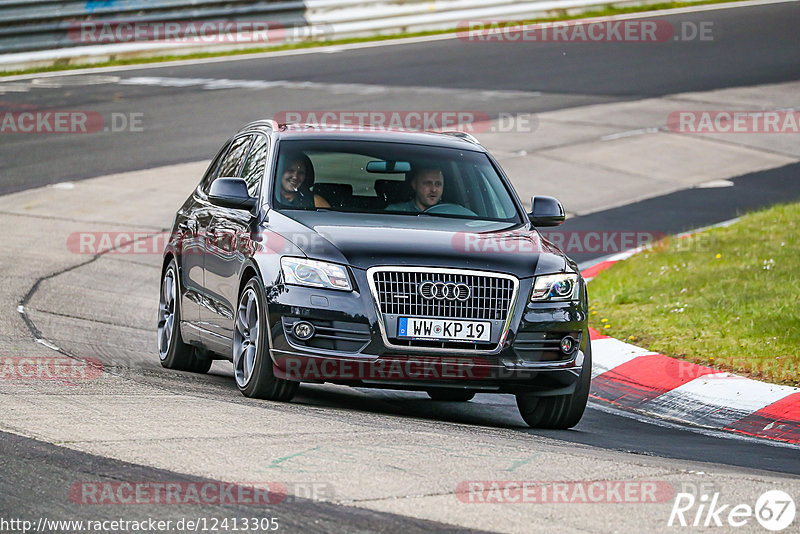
left=281, top=122, right=321, bottom=130
left=240, top=119, right=279, bottom=132
left=437, top=131, right=482, bottom=145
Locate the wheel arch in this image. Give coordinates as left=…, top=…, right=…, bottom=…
left=236, top=259, right=283, bottom=371
left=161, top=252, right=175, bottom=276
left=238, top=261, right=262, bottom=298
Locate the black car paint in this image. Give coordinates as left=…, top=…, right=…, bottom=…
left=164, top=126, right=588, bottom=395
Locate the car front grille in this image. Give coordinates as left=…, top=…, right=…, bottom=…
left=371, top=268, right=516, bottom=321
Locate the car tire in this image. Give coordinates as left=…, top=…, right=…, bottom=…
left=234, top=276, right=299, bottom=401
left=158, top=259, right=212, bottom=373
left=515, top=338, right=591, bottom=429
left=427, top=390, right=475, bottom=402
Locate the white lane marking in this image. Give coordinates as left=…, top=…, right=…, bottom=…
left=18, top=301, right=64, bottom=353
left=643, top=374, right=799, bottom=427
left=2, top=73, right=541, bottom=99
left=591, top=337, right=659, bottom=378
left=0, top=75, right=120, bottom=93
left=30, top=75, right=120, bottom=88
left=50, top=182, right=76, bottom=190
left=600, top=127, right=660, bottom=141
left=0, top=83, right=32, bottom=93
left=117, top=76, right=541, bottom=98
left=696, top=179, right=735, bottom=188
left=35, top=338, right=61, bottom=352
left=0, top=0, right=793, bottom=83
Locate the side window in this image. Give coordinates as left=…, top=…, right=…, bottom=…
left=217, top=135, right=254, bottom=179
left=200, top=141, right=230, bottom=194
left=240, top=135, right=268, bottom=198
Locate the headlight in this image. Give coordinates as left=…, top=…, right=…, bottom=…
left=281, top=257, right=352, bottom=291
left=530, top=273, right=580, bottom=302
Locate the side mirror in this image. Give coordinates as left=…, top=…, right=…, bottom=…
left=528, top=195, right=565, bottom=227
left=208, top=177, right=257, bottom=210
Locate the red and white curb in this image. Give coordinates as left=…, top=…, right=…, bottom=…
left=580, top=219, right=800, bottom=444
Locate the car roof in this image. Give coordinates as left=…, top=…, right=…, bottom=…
left=235, top=120, right=487, bottom=152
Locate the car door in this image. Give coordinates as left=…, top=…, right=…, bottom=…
left=200, top=133, right=261, bottom=350
left=177, top=140, right=229, bottom=337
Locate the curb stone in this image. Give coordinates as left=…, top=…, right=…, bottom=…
left=580, top=219, right=800, bottom=444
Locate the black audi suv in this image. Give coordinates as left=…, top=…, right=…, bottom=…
left=158, top=120, right=591, bottom=428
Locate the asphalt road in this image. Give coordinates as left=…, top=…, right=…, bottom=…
left=562, top=161, right=800, bottom=264
left=0, top=1, right=799, bottom=193
left=1, top=2, right=799, bottom=531
left=0, top=430, right=481, bottom=533
left=136, top=2, right=800, bottom=96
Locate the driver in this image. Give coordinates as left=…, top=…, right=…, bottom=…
left=386, top=167, right=443, bottom=212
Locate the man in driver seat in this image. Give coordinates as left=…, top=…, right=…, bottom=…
left=386, top=167, right=443, bottom=212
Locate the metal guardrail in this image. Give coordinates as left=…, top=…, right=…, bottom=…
left=0, top=0, right=308, bottom=53
left=0, top=0, right=713, bottom=69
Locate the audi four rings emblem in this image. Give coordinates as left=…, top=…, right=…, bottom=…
left=418, top=281, right=471, bottom=301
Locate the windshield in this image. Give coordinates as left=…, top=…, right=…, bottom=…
left=272, top=139, right=522, bottom=223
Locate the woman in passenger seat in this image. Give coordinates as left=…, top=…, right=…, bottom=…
left=276, top=153, right=330, bottom=209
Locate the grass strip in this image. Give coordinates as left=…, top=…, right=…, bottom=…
left=588, top=202, right=799, bottom=387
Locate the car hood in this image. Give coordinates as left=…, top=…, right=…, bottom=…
left=270, top=211, right=570, bottom=278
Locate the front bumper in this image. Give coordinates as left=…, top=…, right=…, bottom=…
left=266, top=268, right=589, bottom=394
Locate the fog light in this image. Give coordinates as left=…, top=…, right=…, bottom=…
left=293, top=321, right=315, bottom=341
left=560, top=336, right=577, bottom=354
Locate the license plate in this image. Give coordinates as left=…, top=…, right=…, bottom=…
left=397, top=317, right=491, bottom=342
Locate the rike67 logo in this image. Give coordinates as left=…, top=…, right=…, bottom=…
left=669, top=490, right=795, bottom=531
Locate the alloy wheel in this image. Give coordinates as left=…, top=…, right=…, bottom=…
left=157, top=267, right=177, bottom=361
left=233, top=287, right=260, bottom=388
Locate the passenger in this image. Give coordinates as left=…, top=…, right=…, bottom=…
left=277, top=153, right=330, bottom=209
left=386, top=167, right=443, bottom=212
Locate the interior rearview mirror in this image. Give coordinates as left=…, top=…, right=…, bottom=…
left=366, top=160, right=412, bottom=173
